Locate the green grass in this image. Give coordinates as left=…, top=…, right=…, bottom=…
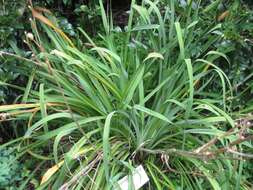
left=0, top=0, right=253, bottom=189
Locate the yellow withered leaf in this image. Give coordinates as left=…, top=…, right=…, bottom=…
left=144, top=52, right=164, bottom=62
left=40, top=160, right=64, bottom=185
left=218, top=10, right=229, bottom=22
left=0, top=103, right=40, bottom=112
left=40, top=147, right=92, bottom=184
left=0, top=103, right=60, bottom=112
left=30, top=7, right=75, bottom=47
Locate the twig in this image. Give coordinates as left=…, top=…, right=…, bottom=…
left=140, top=148, right=210, bottom=159
left=227, top=148, right=253, bottom=159
left=213, top=135, right=253, bottom=156
left=0, top=51, right=42, bottom=66
left=141, top=134, right=253, bottom=160
left=194, top=127, right=235, bottom=153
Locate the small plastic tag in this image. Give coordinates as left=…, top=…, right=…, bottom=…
left=117, top=165, right=149, bottom=190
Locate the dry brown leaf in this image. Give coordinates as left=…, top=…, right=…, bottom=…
left=40, top=160, right=64, bottom=185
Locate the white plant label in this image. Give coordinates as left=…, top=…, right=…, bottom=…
left=117, top=165, right=149, bottom=190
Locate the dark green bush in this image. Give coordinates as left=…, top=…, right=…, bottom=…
left=0, top=148, right=23, bottom=188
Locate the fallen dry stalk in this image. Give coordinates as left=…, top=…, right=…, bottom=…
left=59, top=153, right=103, bottom=190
